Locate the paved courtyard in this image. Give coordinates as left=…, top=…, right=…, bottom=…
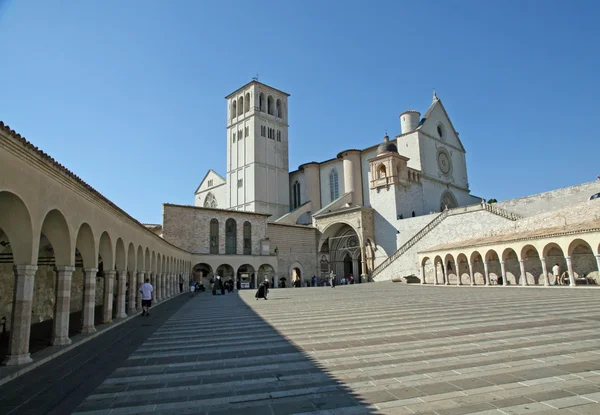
left=66, top=283, right=600, bottom=415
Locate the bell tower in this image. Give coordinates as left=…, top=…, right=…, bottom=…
left=225, top=80, right=290, bottom=218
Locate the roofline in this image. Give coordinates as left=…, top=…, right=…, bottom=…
left=194, top=169, right=226, bottom=194
left=225, top=80, right=290, bottom=99
left=0, top=121, right=193, bottom=255
left=268, top=222, right=317, bottom=230
left=163, top=203, right=272, bottom=217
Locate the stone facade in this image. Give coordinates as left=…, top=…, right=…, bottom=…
left=162, top=203, right=269, bottom=255
left=266, top=223, right=318, bottom=283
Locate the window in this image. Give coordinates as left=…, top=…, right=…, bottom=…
left=243, top=221, right=251, bottom=255
left=291, top=180, right=301, bottom=209
left=244, top=92, right=250, bottom=112
left=208, top=179, right=213, bottom=187
left=259, top=93, right=265, bottom=112
left=238, top=96, right=244, bottom=116
left=276, top=99, right=282, bottom=118
left=209, top=219, right=219, bottom=254
left=232, top=132, right=236, bottom=143
left=437, top=123, right=445, bottom=139
left=276, top=130, right=281, bottom=142
left=238, top=129, right=243, bottom=140
left=261, top=125, right=266, bottom=137
left=225, top=219, right=237, bottom=254
left=412, top=211, right=416, bottom=217
left=267, top=95, right=274, bottom=115
left=378, top=164, right=387, bottom=179
left=329, top=168, right=339, bottom=201
left=237, top=178, right=243, bottom=188
left=245, top=126, right=249, bottom=137
left=231, top=100, right=236, bottom=119
left=204, top=192, right=218, bottom=208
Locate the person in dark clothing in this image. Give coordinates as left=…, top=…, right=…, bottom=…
left=255, top=282, right=268, bottom=300
left=271, top=276, right=275, bottom=289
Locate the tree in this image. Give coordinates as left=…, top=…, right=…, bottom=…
left=487, top=198, right=498, bottom=204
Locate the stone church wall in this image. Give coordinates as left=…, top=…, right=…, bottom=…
left=494, top=181, right=600, bottom=218
left=377, top=210, right=513, bottom=281
left=266, top=223, right=318, bottom=283
left=162, top=204, right=268, bottom=255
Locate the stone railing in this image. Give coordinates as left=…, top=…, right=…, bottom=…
left=483, top=203, right=523, bottom=221
left=372, top=210, right=449, bottom=279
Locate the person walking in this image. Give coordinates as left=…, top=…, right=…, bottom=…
left=330, top=270, right=336, bottom=288
left=552, top=263, right=561, bottom=285
left=139, top=278, right=154, bottom=316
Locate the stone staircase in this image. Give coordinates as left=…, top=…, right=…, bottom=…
left=371, top=203, right=522, bottom=280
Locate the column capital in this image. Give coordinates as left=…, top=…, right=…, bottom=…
left=83, top=267, right=99, bottom=274
left=13, top=264, right=38, bottom=275
left=55, top=265, right=76, bottom=273
left=565, top=256, right=572, bottom=261
left=104, top=269, right=117, bottom=277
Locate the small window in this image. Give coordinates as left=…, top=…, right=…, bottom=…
left=276, top=130, right=281, bottom=142
left=261, top=126, right=266, bottom=137
left=244, top=92, right=250, bottom=112
left=245, top=126, right=249, bottom=137
left=238, top=96, right=244, bottom=116
left=233, top=132, right=236, bottom=143
left=237, top=179, right=243, bottom=188
left=231, top=100, right=237, bottom=119
left=412, top=211, right=416, bottom=217
left=437, top=123, right=445, bottom=139
left=276, top=99, right=282, bottom=118
left=238, top=129, right=243, bottom=140
left=208, top=179, right=213, bottom=187
left=259, top=93, right=265, bottom=112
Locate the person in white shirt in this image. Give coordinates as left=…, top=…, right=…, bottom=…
left=552, top=264, right=561, bottom=285
left=139, top=278, right=154, bottom=316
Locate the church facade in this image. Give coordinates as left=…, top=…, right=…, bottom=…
left=183, top=80, right=481, bottom=285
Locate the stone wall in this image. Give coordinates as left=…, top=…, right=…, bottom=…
left=376, top=210, right=513, bottom=281
left=266, top=223, right=318, bottom=282
left=495, top=181, right=600, bottom=217
left=162, top=204, right=269, bottom=255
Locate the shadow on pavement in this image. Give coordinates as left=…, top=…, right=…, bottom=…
left=72, top=290, right=378, bottom=415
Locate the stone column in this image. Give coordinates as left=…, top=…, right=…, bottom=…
left=52, top=265, right=75, bottom=345
left=541, top=257, right=550, bottom=286
left=565, top=256, right=576, bottom=287
left=443, top=264, right=449, bottom=285
left=434, top=263, right=438, bottom=285
left=137, top=271, right=145, bottom=309
left=151, top=272, right=157, bottom=297
left=500, top=261, right=507, bottom=286
left=234, top=273, right=238, bottom=291
left=103, top=270, right=115, bottom=324
left=156, top=273, right=162, bottom=302
left=596, top=255, right=600, bottom=280
left=116, top=270, right=127, bottom=318
left=483, top=262, right=490, bottom=286
left=169, top=274, right=173, bottom=297
left=519, top=260, right=528, bottom=286
left=420, top=263, right=425, bottom=284
left=127, top=270, right=136, bottom=314
left=456, top=263, right=461, bottom=286
left=469, top=263, right=475, bottom=286
left=82, top=267, right=98, bottom=334
left=3, top=265, right=37, bottom=365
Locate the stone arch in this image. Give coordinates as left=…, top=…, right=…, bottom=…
left=40, top=209, right=72, bottom=267
left=502, top=247, right=520, bottom=285
left=267, top=95, right=274, bottom=115
left=238, top=96, right=244, bottom=116
left=217, top=264, right=235, bottom=279
left=520, top=244, right=541, bottom=285
left=440, top=190, right=457, bottom=211
left=75, top=223, right=96, bottom=269
left=456, top=253, right=470, bottom=285
left=245, top=92, right=250, bottom=112
left=127, top=243, right=135, bottom=271
left=193, top=263, right=213, bottom=282
left=421, top=256, right=435, bottom=284
left=289, top=261, right=303, bottom=287
left=258, top=264, right=274, bottom=281
left=276, top=98, right=282, bottom=117
left=144, top=247, right=150, bottom=273
left=115, top=238, right=126, bottom=271
left=444, top=253, right=457, bottom=284
left=377, top=163, right=387, bottom=179
left=484, top=249, right=501, bottom=284
left=259, top=92, right=265, bottom=111
left=0, top=191, right=34, bottom=264
left=151, top=251, right=156, bottom=276
left=136, top=246, right=144, bottom=272
left=231, top=100, right=236, bottom=119
left=98, top=232, right=114, bottom=271
left=434, top=255, right=445, bottom=284
left=469, top=251, right=484, bottom=285
left=568, top=238, right=597, bottom=282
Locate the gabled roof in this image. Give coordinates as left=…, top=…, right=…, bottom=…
left=194, top=169, right=226, bottom=194
left=417, top=98, right=466, bottom=152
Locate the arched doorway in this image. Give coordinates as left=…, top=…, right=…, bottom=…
left=193, top=263, right=213, bottom=286
left=236, top=264, right=254, bottom=289
left=328, top=225, right=361, bottom=282
left=292, top=267, right=302, bottom=287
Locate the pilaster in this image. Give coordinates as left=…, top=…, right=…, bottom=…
left=103, top=270, right=116, bottom=323
left=81, top=267, right=98, bottom=334
left=116, top=270, right=127, bottom=318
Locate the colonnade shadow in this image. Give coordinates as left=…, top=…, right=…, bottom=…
left=73, top=291, right=378, bottom=415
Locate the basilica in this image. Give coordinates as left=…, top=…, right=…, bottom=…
left=0, top=79, right=598, bottom=367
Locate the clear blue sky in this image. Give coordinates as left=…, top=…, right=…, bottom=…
left=1, top=0, right=598, bottom=224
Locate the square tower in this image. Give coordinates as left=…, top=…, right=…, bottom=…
left=225, top=81, right=290, bottom=219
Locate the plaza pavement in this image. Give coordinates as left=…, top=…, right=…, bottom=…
left=69, top=283, right=600, bottom=415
